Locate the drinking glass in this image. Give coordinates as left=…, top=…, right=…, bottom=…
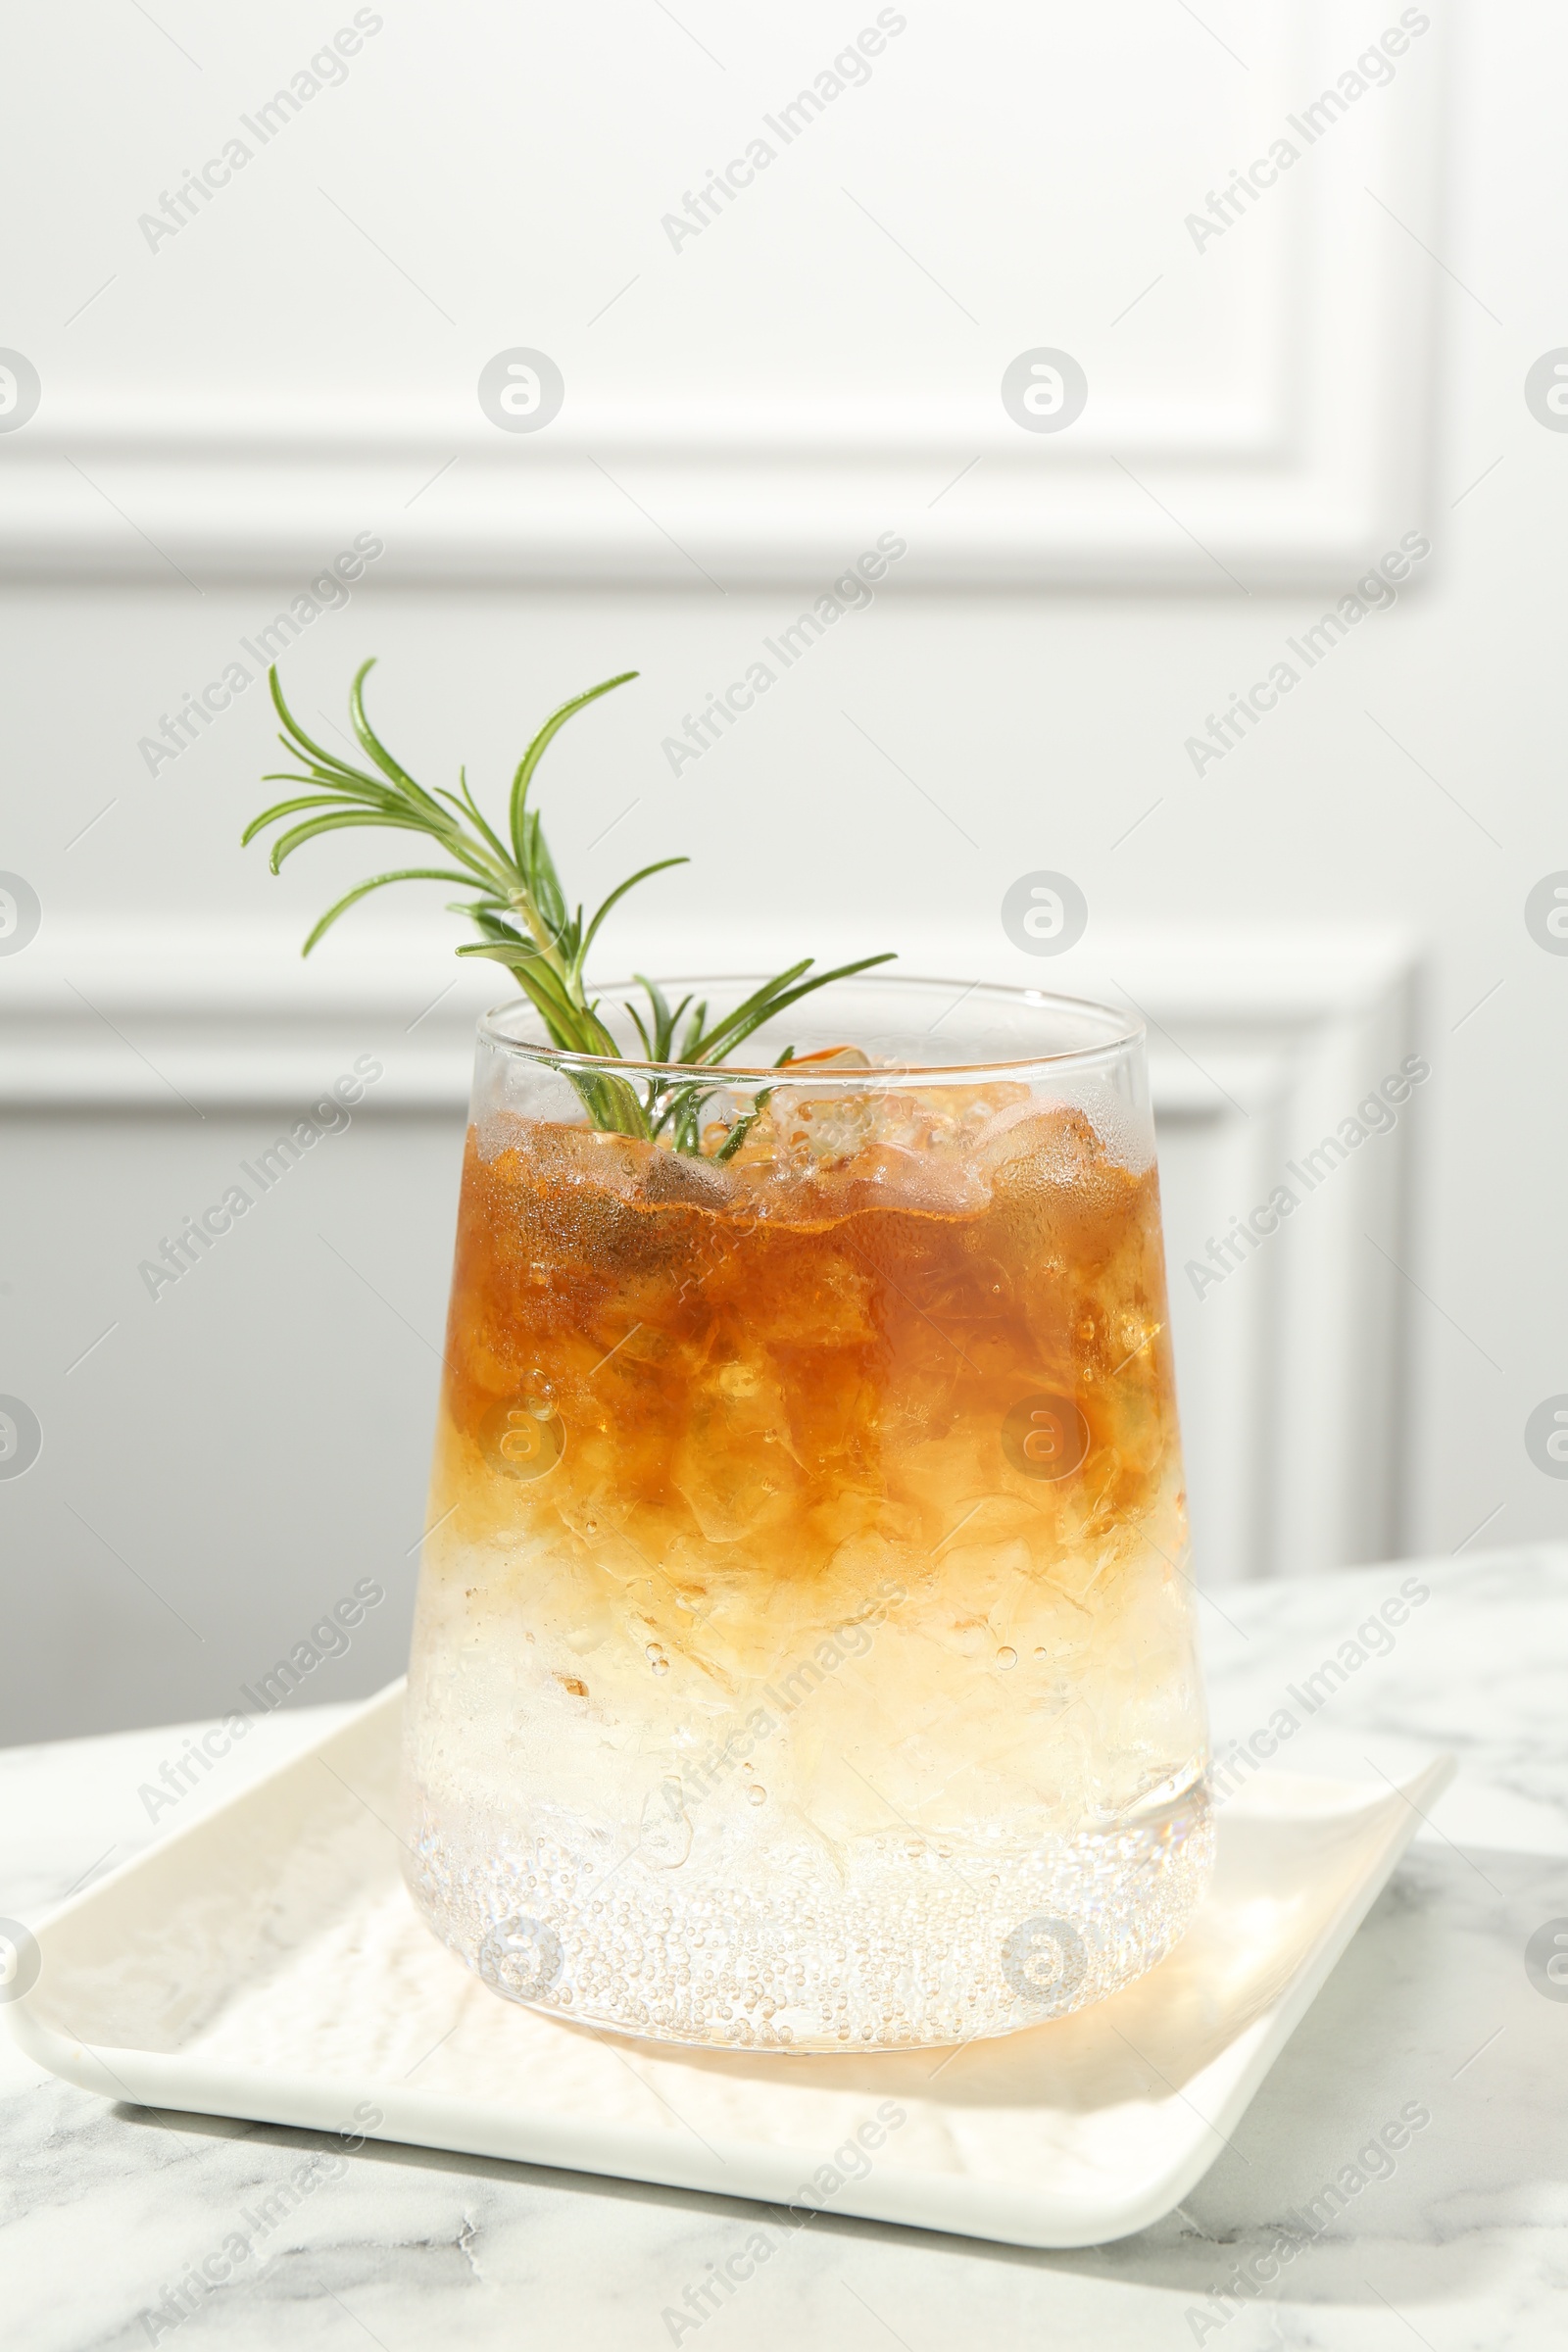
left=402, top=976, right=1212, bottom=2050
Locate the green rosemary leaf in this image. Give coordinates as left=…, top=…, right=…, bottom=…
left=456, top=944, right=617, bottom=1060
left=267, top=809, right=438, bottom=874
left=445, top=897, right=512, bottom=925
left=436, top=769, right=511, bottom=867
left=625, top=999, right=657, bottom=1060
left=697, top=953, right=898, bottom=1063
left=687, top=961, right=815, bottom=1061
left=347, top=660, right=447, bottom=818
left=710, top=1046, right=795, bottom=1161
left=455, top=938, right=576, bottom=997
left=631, top=975, right=675, bottom=1062
left=302, top=868, right=484, bottom=956
left=241, top=794, right=358, bottom=848
left=710, top=1115, right=751, bottom=1162
left=508, top=672, right=638, bottom=868
left=267, top=667, right=365, bottom=785
left=649, top=1070, right=730, bottom=1148
left=466, top=902, right=526, bottom=937
left=677, top=999, right=708, bottom=1062
left=580, top=859, right=690, bottom=976
left=524, top=812, right=568, bottom=935
left=255, top=771, right=399, bottom=807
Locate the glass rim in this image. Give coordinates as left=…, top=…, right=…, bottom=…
left=477, top=973, right=1144, bottom=1084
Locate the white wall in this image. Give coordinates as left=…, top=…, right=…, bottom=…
left=2, top=1, right=1563, bottom=1741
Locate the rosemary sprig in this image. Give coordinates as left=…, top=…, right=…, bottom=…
left=243, top=660, right=894, bottom=1153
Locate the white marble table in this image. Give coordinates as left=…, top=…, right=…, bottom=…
left=5, top=1546, right=1567, bottom=2351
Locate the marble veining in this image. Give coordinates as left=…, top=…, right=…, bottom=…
left=3, top=1547, right=1567, bottom=2350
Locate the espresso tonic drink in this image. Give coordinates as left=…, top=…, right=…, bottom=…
left=402, top=979, right=1212, bottom=2051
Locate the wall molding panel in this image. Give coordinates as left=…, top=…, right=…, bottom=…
left=0, top=7, right=1444, bottom=587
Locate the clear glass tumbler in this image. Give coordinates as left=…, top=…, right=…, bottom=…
left=402, top=977, right=1212, bottom=2051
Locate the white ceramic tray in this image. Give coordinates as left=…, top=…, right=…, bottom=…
left=8, top=1683, right=1451, bottom=2250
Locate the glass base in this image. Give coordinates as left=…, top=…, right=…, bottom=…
left=402, top=1774, right=1213, bottom=2052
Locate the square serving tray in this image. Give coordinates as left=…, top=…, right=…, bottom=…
left=8, top=1683, right=1451, bottom=2250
